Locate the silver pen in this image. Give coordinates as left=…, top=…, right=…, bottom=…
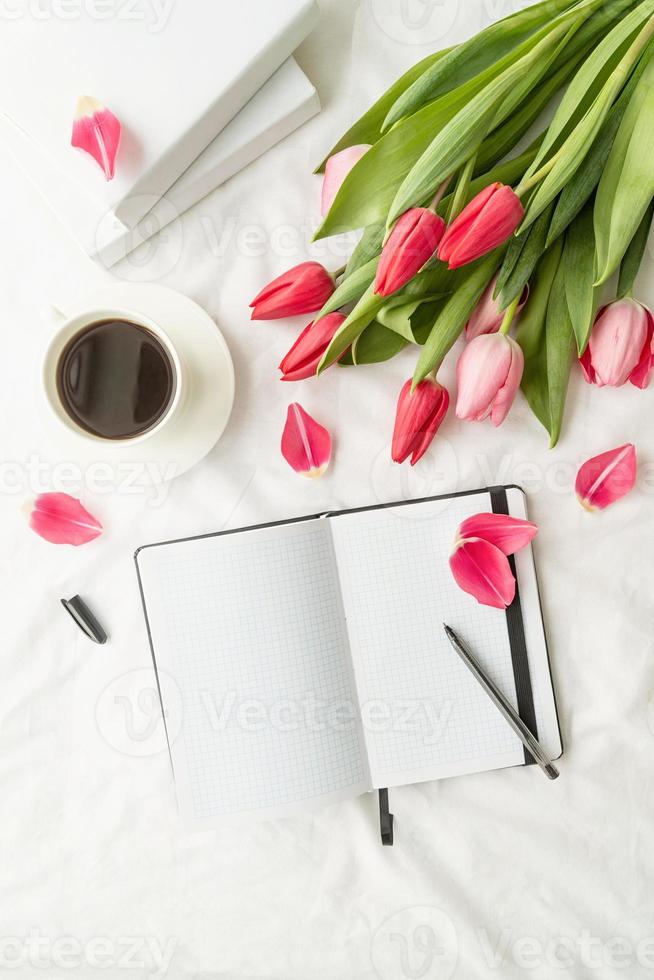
left=443, top=624, right=559, bottom=780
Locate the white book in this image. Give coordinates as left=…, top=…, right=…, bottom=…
left=136, top=487, right=562, bottom=829
left=0, top=0, right=317, bottom=237
left=94, top=59, right=320, bottom=266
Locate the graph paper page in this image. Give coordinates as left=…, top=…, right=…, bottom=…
left=330, top=491, right=560, bottom=789
left=136, top=519, right=370, bottom=827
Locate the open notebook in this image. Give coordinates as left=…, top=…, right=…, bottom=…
left=136, top=486, right=562, bottom=828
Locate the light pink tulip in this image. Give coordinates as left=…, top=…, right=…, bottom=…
left=575, top=443, right=637, bottom=511
left=457, top=513, right=537, bottom=555
left=391, top=377, right=449, bottom=465
left=281, top=403, right=332, bottom=478
left=455, top=333, right=524, bottom=426
left=580, top=299, right=654, bottom=388
left=321, top=144, right=371, bottom=216
left=465, top=276, right=529, bottom=341
left=449, top=537, right=516, bottom=609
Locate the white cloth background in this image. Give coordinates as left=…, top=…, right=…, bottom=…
left=1, top=1, right=653, bottom=978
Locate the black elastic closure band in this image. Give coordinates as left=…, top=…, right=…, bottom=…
left=489, top=487, right=538, bottom=765
left=378, top=788, right=393, bottom=845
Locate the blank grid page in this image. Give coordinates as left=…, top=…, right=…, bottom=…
left=331, top=495, right=528, bottom=788
left=137, top=520, right=369, bottom=825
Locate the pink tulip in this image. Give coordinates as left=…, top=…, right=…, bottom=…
left=281, top=403, right=332, bottom=478
left=321, top=144, right=371, bottom=216
left=575, top=444, right=637, bottom=511
left=449, top=537, right=516, bottom=609
left=455, top=333, right=524, bottom=426
left=391, top=377, right=449, bottom=465
left=465, top=276, right=529, bottom=341
left=374, top=208, right=446, bottom=296
left=438, top=183, right=524, bottom=269
left=580, top=299, right=654, bottom=388
left=457, top=513, right=537, bottom=554
left=250, top=262, right=335, bottom=320
left=279, top=313, right=347, bottom=381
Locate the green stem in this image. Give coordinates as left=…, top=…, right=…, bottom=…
left=499, top=294, right=521, bottom=334
left=333, top=264, right=346, bottom=279
left=446, top=154, right=477, bottom=223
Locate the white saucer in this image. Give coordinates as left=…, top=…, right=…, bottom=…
left=38, top=283, right=235, bottom=484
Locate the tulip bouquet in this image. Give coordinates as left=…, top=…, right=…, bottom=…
left=252, top=0, right=654, bottom=465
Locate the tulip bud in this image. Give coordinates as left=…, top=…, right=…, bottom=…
left=321, top=145, right=371, bottom=216
left=279, top=313, right=347, bottom=381
left=575, top=444, right=637, bottom=511
left=580, top=299, right=654, bottom=388
left=250, top=262, right=335, bottom=320
left=391, top=377, right=449, bottom=465
left=465, top=276, right=528, bottom=341
left=375, top=208, right=446, bottom=297
left=438, top=183, right=524, bottom=270
left=455, top=333, right=524, bottom=426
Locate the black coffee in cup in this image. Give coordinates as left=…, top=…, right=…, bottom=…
left=56, top=319, right=176, bottom=440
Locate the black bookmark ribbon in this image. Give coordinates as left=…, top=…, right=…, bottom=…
left=489, top=487, right=538, bottom=764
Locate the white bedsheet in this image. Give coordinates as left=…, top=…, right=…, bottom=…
left=1, top=1, right=653, bottom=977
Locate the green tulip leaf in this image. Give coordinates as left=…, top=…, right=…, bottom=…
left=516, top=240, right=564, bottom=436
left=496, top=202, right=554, bottom=310
left=412, top=251, right=503, bottom=386
left=349, top=322, right=409, bottom=365
left=315, top=50, right=448, bottom=172
left=594, top=51, right=654, bottom=285
left=545, top=256, right=576, bottom=447
left=617, top=198, right=654, bottom=298
left=382, top=0, right=579, bottom=131
left=563, top=203, right=598, bottom=354
left=316, top=258, right=378, bottom=319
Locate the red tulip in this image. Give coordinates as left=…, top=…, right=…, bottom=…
left=438, top=183, right=524, bottom=269
left=455, top=333, right=524, bottom=426
left=250, top=262, right=335, bottom=320
left=279, top=313, right=347, bottom=381
left=375, top=208, right=446, bottom=296
left=391, top=377, right=449, bottom=465
left=580, top=299, right=654, bottom=388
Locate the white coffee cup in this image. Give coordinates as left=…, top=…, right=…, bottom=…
left=42, top=303, right=186, bottom=446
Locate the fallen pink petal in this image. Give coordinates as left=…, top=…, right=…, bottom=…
left=575, top=443, right=637, bottom=512
left=457, top=512, right=537, bottom=555
left=321, top=144, right=370, bottom=216
left=29, top=492, right=103, bottom=545
left=281, top=403, right=332, bottom=478
left=71, top=95, right=121, bottom=180
left=449, top=536, right=516, bottom=609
